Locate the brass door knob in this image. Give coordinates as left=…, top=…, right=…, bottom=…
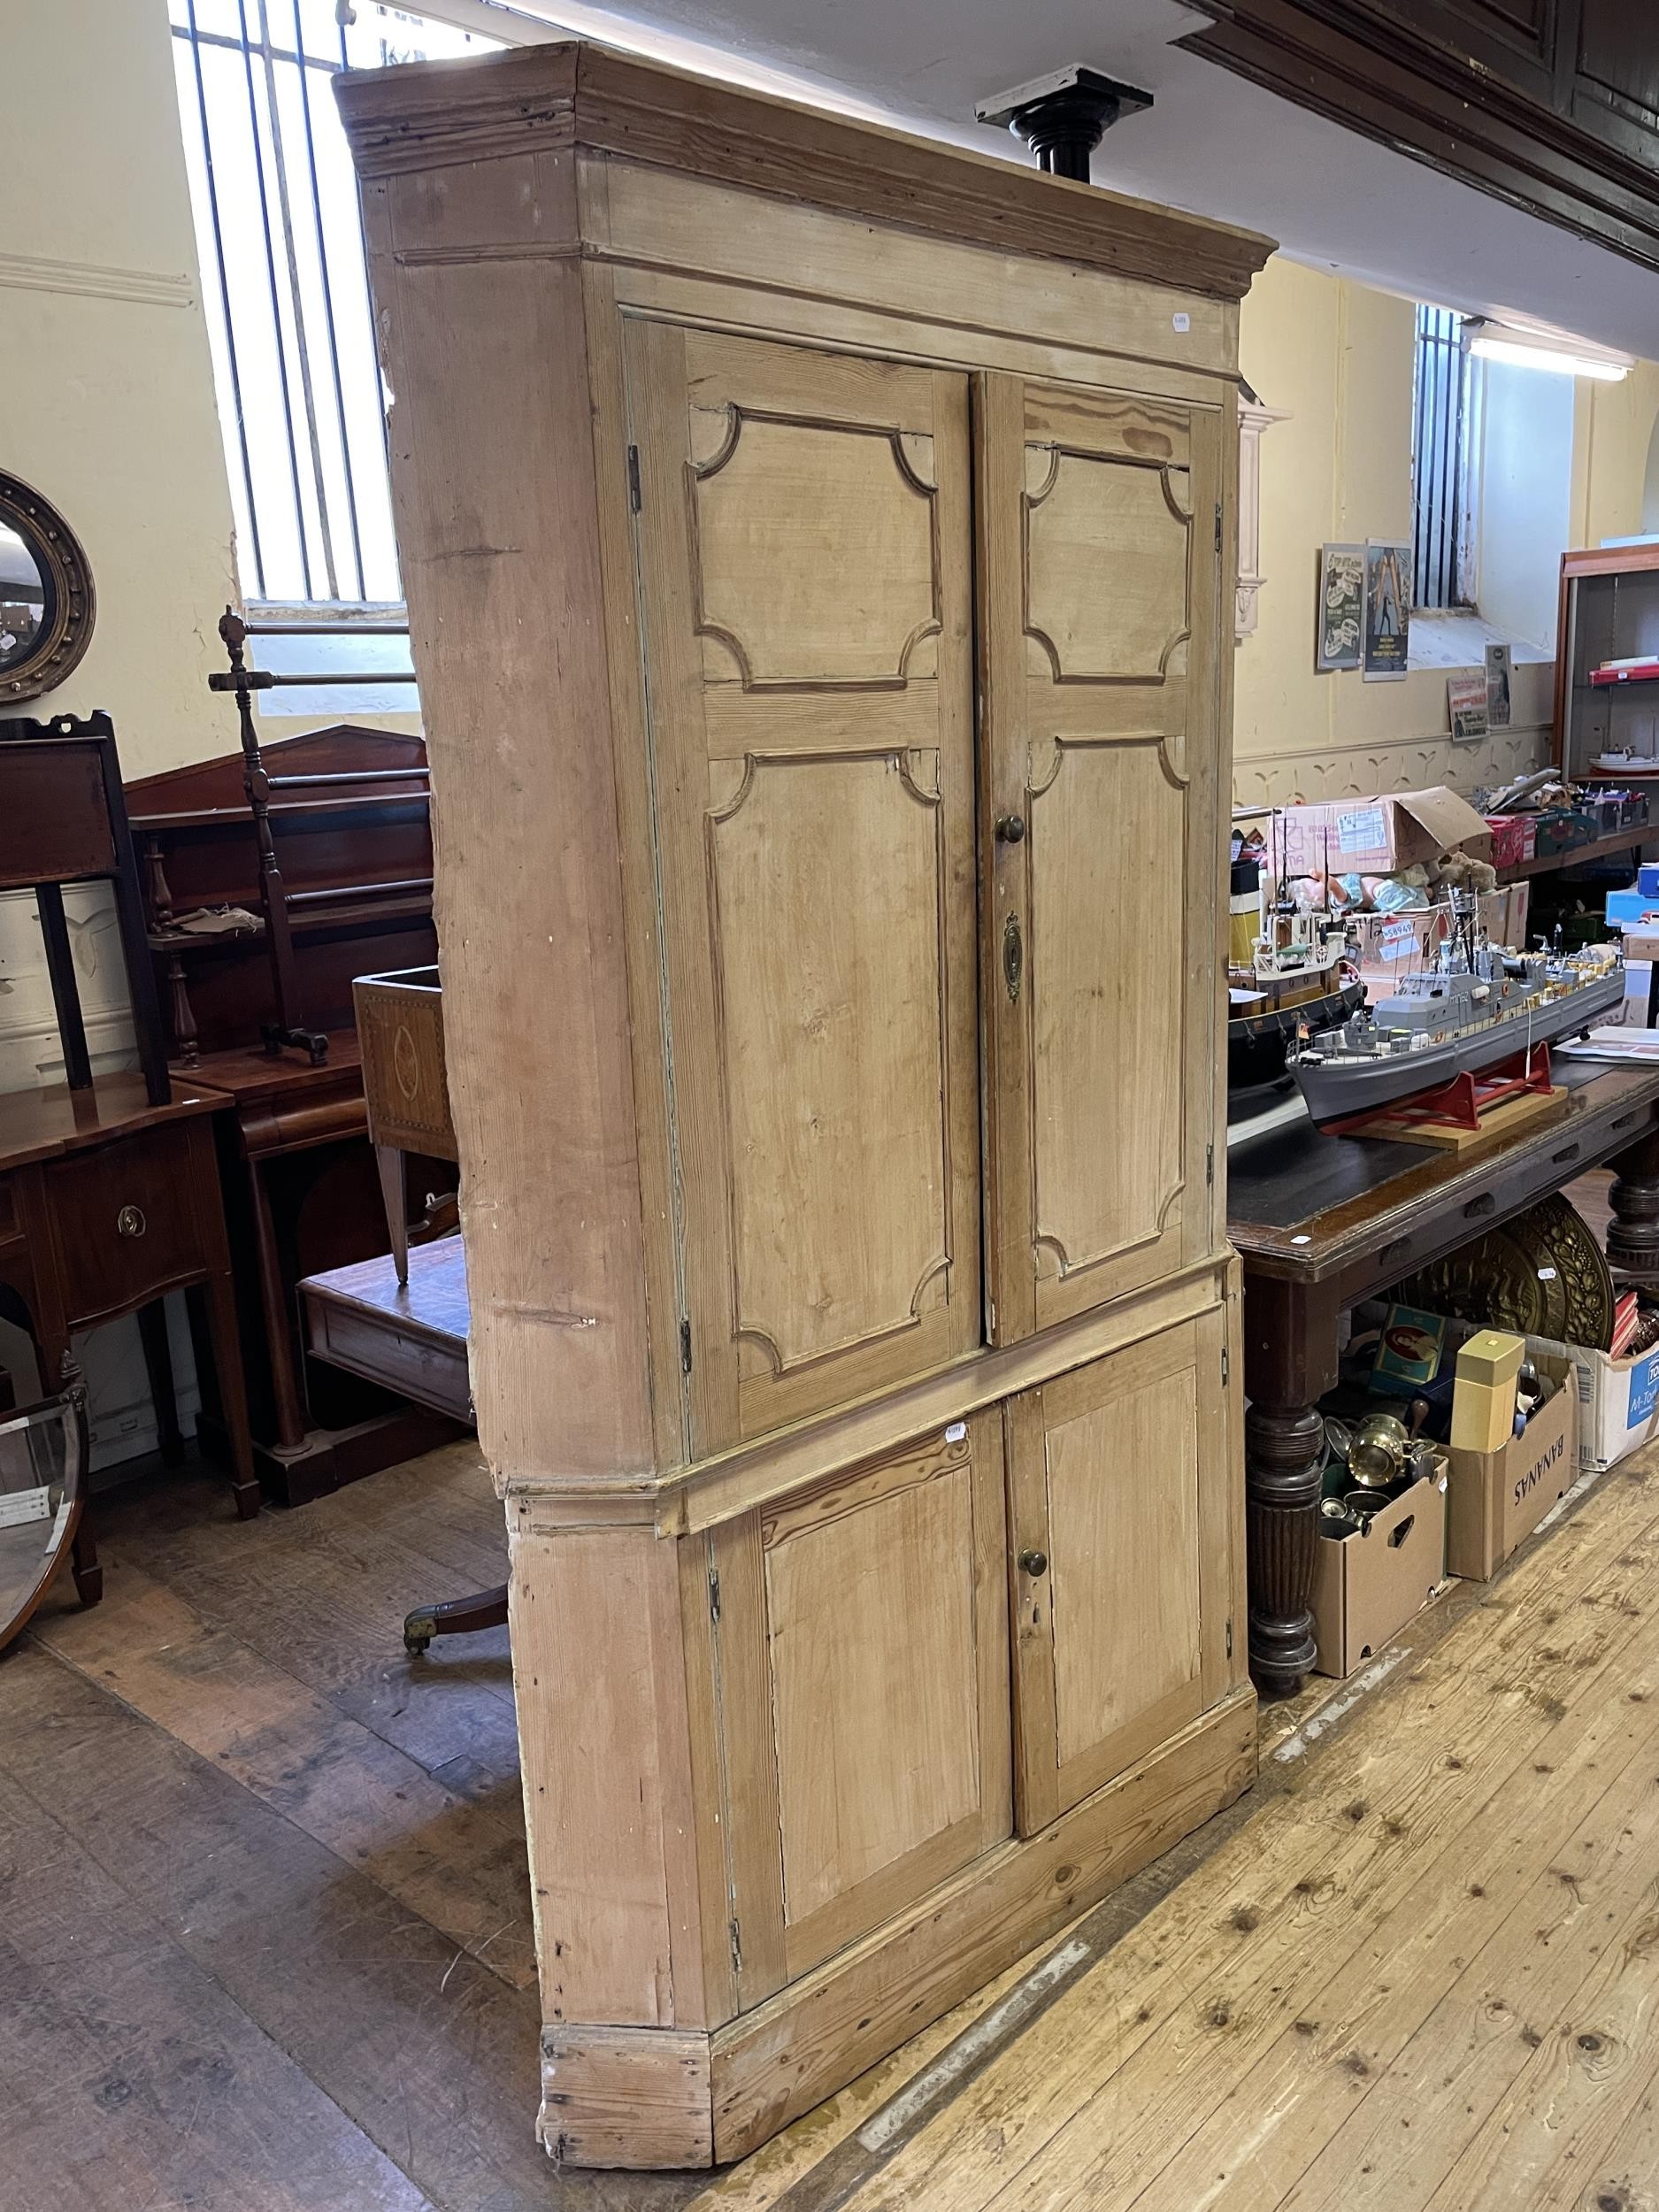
left=116, top=1204, right=146, bottom=1239
left=1018, top=1548, right=1048, bottom=1578
left=996, top=813, right=1026, bottom=843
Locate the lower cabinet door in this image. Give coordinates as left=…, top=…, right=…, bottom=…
left=1007, top=1308, right=1233, bottom=1836
left=711, top=1412, right=1011, bottom=2001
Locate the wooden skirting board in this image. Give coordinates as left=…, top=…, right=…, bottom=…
left=537, top=1682, right=1256, bottom=2168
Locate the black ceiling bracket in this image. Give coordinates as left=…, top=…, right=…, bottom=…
left=975, top=65, right=1154, bottom=183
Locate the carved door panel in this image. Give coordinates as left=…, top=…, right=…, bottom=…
left=1005, top=1309, right=1230, bottom=1835
left=977, top=377, right=1225, bottom=1342
left=708, top=1412, right=1010, bottom=2001
left=626, top=323, right=980, bottom=1455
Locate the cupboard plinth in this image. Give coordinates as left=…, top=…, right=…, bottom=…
left=340, top=39, right=1272, bottom=2168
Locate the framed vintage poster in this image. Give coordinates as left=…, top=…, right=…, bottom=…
left=1317, top=543, right=1364, bottom=671
left=1448, top=672, right=1487, bottom=743
left=1364, top=541, right=1411, bottom=680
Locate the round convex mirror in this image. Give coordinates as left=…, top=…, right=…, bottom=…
left=0, top=518, right=47, bottom=672
left=0, top=1386, right=91, bottom=1657
left=0, top=473, right=95, bottom=704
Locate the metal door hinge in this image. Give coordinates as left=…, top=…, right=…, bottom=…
left=708, top=1568, right=721, bottom=1622
left=1221, top=1345, right=1230, bottom=1386
left=729, top=1916, right=742, bottom=1972
left=1226, top=1617, right=1234, bottom=1660
left=1206, top=1141, right=1215, bottom=1187
left=627, top=444, right=642, bottom=513
left=1215, top=501, right=1223, bottom=552
left=680, top=1317, right=693, bottom=1373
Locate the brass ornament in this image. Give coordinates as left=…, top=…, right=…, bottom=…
left=1395, top=1190, right=1614, bottom=1349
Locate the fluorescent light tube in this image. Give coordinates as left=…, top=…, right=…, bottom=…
left=1469, top=334, right=1629, bottom=381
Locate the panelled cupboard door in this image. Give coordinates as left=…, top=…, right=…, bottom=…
left=708, top=1413, right=1010, bottom=2001
left=626, top=320, right=982, bottom=1455
left=977, top=374, right=1225, bottom=1342
left=1006, top=1309, right=1230, bottom=1835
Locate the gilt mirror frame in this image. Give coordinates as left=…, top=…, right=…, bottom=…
left=0, top=471, right=96, bottom=704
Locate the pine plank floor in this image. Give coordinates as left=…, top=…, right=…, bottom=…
left=5, top=1440, right=701, bottom=2212
left=11, top=1340, right=1659, bottom=2212
left=695, top=1437, right=1659, bottom=2212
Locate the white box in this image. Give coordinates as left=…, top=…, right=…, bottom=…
left=1553, top=1335, right=1659, bottom=1472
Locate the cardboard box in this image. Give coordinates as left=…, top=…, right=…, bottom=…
left=1310, top=1474, right=1448, bottom=1677
left=1275, top=786, right=1493, bottom=879
left=1446, top=1349, right=1578, bottom=1578
left=1486, top=814, right=1537, bottom=869
left=1561, top=1335, right=1659, bottom=1472
left=1351, top=887, right=1526, bottom=994
left=1506, top=879, right=1531, bottom=949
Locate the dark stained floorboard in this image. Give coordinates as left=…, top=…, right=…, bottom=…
left=4, top=1442, right=703, bottom=2212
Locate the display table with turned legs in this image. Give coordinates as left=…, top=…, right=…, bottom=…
left=1228, top=1059, right=1659, bottom=1697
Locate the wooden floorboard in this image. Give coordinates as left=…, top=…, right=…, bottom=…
left=707, top=1448, right=1659, bottom=2212
left=7, top=1441, right=701, bottom=2212
left=13, top=1395, right=1659, bottom=2210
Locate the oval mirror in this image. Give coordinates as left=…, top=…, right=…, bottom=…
left=0, top=473, right=95, bottom=704
left=0, top=1385, right=92, bottom=1657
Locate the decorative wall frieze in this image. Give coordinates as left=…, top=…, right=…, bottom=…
left=1233, top=721, right=1549, bottom=814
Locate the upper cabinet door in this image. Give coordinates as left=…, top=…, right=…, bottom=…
left=977, top=376, right=1225, bottom=1343
left=626, top=324, right=981, bottom=1455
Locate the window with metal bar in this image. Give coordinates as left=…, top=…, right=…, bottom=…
left=169, top=1, right=503, bottom=608
left=1411, top=304, right=1475, bottom=611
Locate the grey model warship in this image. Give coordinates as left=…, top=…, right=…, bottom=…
left=1290, top=897, right=1624, bottom=1127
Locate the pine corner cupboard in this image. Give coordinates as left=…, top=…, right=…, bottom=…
left=339, top=42, right=1274, bottom=2170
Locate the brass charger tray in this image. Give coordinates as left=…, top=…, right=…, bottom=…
left=1394, top=1189, right=1614, bottom=1350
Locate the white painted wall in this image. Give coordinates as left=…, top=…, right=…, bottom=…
left=1475, top=357, right=1577, bottom=655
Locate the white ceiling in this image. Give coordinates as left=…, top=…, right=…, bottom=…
left=489, top=0, right=1659, bottom=359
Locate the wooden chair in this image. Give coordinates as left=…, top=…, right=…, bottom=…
left=0, top=710, right=170, bottom=1106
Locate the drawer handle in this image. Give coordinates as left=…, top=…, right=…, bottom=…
left=1463, top=1193, right=1494, bottom=1219
left=1552, top=1143, right=1581, bottom=1165
left=1018, top=1548, right=1048, bottom=1578
left=116, top=1204, right=147, bottom=1239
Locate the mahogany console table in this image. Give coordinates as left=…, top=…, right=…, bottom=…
left=1228, top=1059, right=1659, bottom=1696
left=0, top=1073, right=258, bottom=1518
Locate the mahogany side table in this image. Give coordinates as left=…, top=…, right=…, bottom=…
left=1227, top=1060, right=1659, bottom=1696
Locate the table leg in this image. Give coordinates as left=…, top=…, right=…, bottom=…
left=188, top=1271, right=261, bottom=1520
left=1242, top=1273, right=1340, bottom=1699
left=376, top=1143, right=409, bottom=1288
left=246, top=1150, right=309, bottom=1454
left=1607, top=1127, right=1659, bottom=1286
left=137, top=1298, right=186, bottom=1466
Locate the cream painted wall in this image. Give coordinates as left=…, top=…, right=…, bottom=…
left=1229, top=256, right=1659, bottom=811
left=1574, top=361, right=1659, bottom=548
left=6, top=0, right=240, bottom=776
